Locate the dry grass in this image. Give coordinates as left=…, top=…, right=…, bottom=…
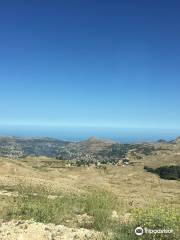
left=0, top=155, right=180, bottom=239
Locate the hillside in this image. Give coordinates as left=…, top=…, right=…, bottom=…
left=1, top=135, right=180, bottom=166
left=0, top=136, right=69, bottom=158
left=0, top=136, right=180, bottom=239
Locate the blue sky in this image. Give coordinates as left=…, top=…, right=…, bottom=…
left=0, top=0, right=180, bottom=130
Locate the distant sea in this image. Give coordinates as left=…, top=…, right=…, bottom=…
left=0, top=125, right=180, bottom=143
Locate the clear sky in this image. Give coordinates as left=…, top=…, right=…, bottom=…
left=0, top=0, right=180, bottom=130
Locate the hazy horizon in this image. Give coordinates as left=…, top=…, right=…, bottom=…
left=0, top=124, right=180, bottom=143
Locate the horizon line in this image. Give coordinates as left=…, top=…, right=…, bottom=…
left=0, top=122, right=180, bottom=131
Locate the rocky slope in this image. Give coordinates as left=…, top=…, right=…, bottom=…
left=0, top=220, right=101, bottom=240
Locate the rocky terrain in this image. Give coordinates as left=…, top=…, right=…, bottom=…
left=0, top=136, right=180, bottom=239
left=0, top=220, right=101, bottom=240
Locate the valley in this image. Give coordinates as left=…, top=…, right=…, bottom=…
left=0, top=136, right=180, bottom=239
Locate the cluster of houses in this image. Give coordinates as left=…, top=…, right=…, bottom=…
left=65, top=156, right=130, bottom=168
left=61, top=146, right=147, bottom=168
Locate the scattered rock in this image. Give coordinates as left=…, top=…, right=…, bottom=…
left=111, top=210, right=119, bottom=219
left=119, top=213, right=132, bottom=224
left=76, top=213, right=93, bottom=228
left=0, top=220, right=102, bottom=240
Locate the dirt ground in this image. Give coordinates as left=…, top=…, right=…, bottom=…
left=0, top=153, right=180, bottom=239
left=0, top=153, right=179, bottom=207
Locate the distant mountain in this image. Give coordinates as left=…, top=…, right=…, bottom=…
left=157, top=139, right=167, bottom=143
left=0, top=136, right=69, bottom=158
left=0, top=136, right=179, bottom=166
left=66, top=137, right=116, bottom=153
left=85, top=137, right=116, bottom=144
left=175, top=137, right=180, bottom=144
left=169, top=136, right=180, bottom=144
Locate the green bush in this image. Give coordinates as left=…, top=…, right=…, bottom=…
left=84, top=190, right=120, bottom=231
left=2, top=185, right=180, bottom=240
left=111, top=205, right=180, bottom=240
left=130, top=205, right=180, bottom=240
left=2, top=185, right=84, bottom=224
left=144, top=165, right=180, bottom=180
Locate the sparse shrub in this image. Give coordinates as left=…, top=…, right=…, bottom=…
left=129, top=205, right=180, bottom=240
left=1, top=185, right=180, bottom=240
left=83, top=190, right=120, bottom=231
left=2, top=185, right=84, bottom=225
left=76, top=159, right=88, bottom=166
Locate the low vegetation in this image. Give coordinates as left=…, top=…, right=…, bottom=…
left=1, top=185, right=180, bottom=239
left=144, top=165, right=180, bottom=180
